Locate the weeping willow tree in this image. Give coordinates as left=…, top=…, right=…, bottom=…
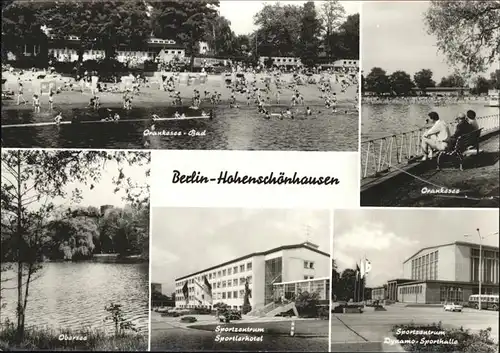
left=424, top=1, right=500, bottom=85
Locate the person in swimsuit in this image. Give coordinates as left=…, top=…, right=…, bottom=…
left=174, top=111, right=181, bottom=119
left=48, top=90, right=54, bottom=110
left=17, top=82, right=27, bottom=105
left=54, top=111, right=63, bottom=125
left=33, top=94, right=40, bottom=113
left=306, top=107, right=312, bottom=116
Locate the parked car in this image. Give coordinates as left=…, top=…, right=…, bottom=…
left=444, top=303, right=463, bottom=312
left=218, top=310, right=242, bottom=323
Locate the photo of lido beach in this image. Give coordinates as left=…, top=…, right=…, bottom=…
left=1, top=0, right=359, bottom=151
left=0, top=150, right=150, bottom=351
left=150, top=208, right=331, bottom=352
left=360, top=1, right=499, bottom=208
left=331, top=209, right=499, bottom=353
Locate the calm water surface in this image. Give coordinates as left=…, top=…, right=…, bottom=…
left=0, top=262, right=148, bottom=334
left=1, top=104, right=358, bottom=151
left=362, top=103, right=499, bottom=141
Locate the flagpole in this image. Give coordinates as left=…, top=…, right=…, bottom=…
left=354, top=267, right=357, bottom=302
left=362, top=255, right=366, bottom=303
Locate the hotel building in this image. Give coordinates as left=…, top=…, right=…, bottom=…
left=372, top=241, right=499, bottom=304
left=174, top=241, right=330, bottom=311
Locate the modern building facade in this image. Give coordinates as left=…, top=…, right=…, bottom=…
left=371, top=286, right=386, bottom=301
left=174, top=241, right=330, bottom=311
left=9, top=29, right=186, bottom=64
left=379, top=242, right=499, bottom=304
left=333, top=59, right=359, bottom=69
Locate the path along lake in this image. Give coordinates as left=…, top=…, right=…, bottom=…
left=361, top=102, right=499, bottom=141
left=0, top=262, right=149, bottom=335
left=1, top=104, right=358, bottom=151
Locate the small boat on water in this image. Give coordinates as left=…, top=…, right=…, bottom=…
left=487, top=89, right=499, bottom=107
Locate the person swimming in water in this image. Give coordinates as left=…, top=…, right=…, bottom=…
left=54, top=111, right=63, bottom=125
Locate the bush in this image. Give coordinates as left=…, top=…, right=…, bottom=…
left=393, top=322, right=498, bottom=353
left=180, top=316, right=197, bottom=323
left=318, top=305, right=329, bottom=319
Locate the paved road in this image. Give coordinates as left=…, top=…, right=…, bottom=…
left=330, top=306, right=499, bottom=352
left=150, top=312, right=328, bottom=351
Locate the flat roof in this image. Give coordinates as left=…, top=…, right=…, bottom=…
left=403, top=241, right=499, bottom=264
left=175, top=243, right=329, bottom=281
left=397, top=279, right=500, bottom=287
left=273, top=276, right=329, bottom=285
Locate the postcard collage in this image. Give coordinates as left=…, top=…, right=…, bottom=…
left=0, top=0, right=499, bottom=352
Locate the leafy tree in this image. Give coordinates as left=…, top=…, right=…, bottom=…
left=413, top=69, right=436, bottom=94
left=1, top=1, right=49, bottom=60
left=424, top=1, right=500, bottom=75
left=253, top=3, right=303, bottom=57
left=471, top=76, right=492, bottom=95
left=319, top=0, right=346, bottom=57
left=490, top=69, right=500, bottom=89
left=337, top=14, right=359, bottom=59
left=1, top=150, right=149, bottom=343
left=438, top=73, right=466, bottom=87
left=38, top=0, right=151, bottom=62
left=46, top=211, right=98, bottom=260
left=152, top=0, right=219, bottom=70
left=202, top=15, right=236, bottom=57
left=389, top=70, right=414, bottom=96
left=364, top=67, right=391, bottom=95
left=299, top=1, right=322, bottom=67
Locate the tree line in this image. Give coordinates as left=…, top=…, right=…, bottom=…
left=332, top=259, right=371, bottom=302
left=362, top=68, right=500, bottom=96
left=1, top=204, right=149, bottom=262
left=1, top=0, right=358, bottom=69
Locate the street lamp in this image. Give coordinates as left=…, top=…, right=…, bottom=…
left=464, top=229, right=499, bottom=311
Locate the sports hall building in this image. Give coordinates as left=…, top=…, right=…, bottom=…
left=372, top=241, right=499, bottom=304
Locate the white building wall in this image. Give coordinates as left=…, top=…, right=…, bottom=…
left=282, top=248, right=329, bottom=282
left=455, top=244, right=471, bottom=282
left=175, top=256, right=256, bottom=310
left=252, top=255, right=266, bottom=309
left=174, top=245, right=329, bottom=311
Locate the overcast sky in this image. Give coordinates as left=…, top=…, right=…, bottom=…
left=1, top=152, right=149, bottom=211
left=334, top=209, right=499, bottom=288
left=219, top=1, right=359, bottom=35
left=152, top=208, right=330, bottom=295
left=362, top=1, right=498, bottom=80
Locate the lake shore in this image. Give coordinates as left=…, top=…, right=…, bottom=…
left=0, top=324, right=147, bottom=351
left=2, top=70, right=357, bottom=114
left=41, top=254, right=148, bottom=264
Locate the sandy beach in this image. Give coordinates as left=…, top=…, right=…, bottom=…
left=2, top=70, right=357, bottom=111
